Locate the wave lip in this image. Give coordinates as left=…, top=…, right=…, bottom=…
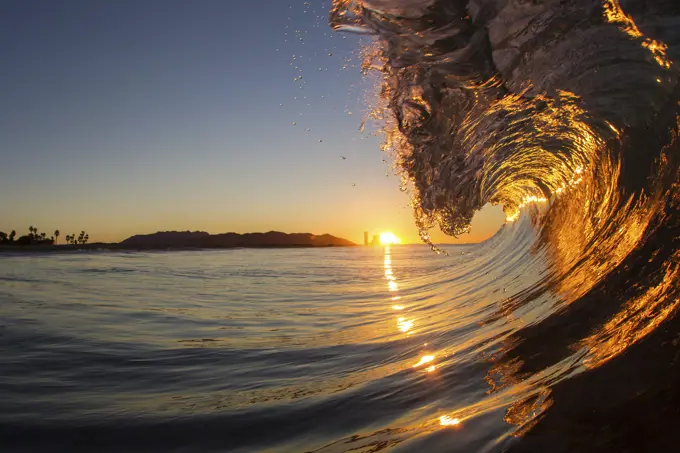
left=333, top=0, right=679, bottom=235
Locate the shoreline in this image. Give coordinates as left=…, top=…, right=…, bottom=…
left=0, top=244, right=358, bottom=255
left=0, top=243, right=358, bottom=254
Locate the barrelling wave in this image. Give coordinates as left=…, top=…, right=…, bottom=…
left=332, top=0, right=680, bottom=449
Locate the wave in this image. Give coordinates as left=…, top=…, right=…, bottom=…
left=331, top=0, right=680, bottom=448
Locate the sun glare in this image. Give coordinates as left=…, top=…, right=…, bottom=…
left=380, top=232, right=400, bottom=245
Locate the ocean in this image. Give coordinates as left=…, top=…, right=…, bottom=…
left=0, top=222, right=560, bottom=452
left=3, top=205, right=678, bottom=452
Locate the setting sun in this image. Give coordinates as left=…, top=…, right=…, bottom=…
left=380, top=232, right=400, bottom=245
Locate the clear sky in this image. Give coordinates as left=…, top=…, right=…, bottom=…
left=0, top=0, right=504, bottom=244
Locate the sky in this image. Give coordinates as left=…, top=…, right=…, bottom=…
left=0, top=0, right=505, bottom=244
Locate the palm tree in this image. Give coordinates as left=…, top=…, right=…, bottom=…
left=28, top=226, right=35, bottom=238
left=9, top=230, right=16, bottom=243
left=54, top=230, right=60, bottom=245
left=83, top=234, right=89, bottom=244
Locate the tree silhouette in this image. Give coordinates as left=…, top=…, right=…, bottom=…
left=3, top=229, right=84, bottom=246
left=75, top=231, right=90, bottom=245
left=64, top=233, right=85, bottom=245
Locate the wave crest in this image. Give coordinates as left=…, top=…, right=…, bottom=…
left=332, top=0, right=678, bottom=240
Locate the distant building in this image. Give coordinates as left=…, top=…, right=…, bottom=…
left=372, top=235, right=380, bottom=246
left=364, top=231, right=369, bottom=246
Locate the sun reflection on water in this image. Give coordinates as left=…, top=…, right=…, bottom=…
left=382, top=247, right=442, bottom=386
left=397, top=317, right=414, bottom=333
left=440, top=415, right=461, bottom=426
left=412, top=355, right=435, bottom=368
left=384, top=245, right=414, bottom=335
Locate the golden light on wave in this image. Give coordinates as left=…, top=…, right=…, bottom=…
left=398, top=317, right=414, bottom=333
left=412, top=355, right=434, bottom=368
left=440, top=416, right=461, bottom=426
left=380, top=232, right=400, bottom=245
left=603, top=0, right=672, bottom=69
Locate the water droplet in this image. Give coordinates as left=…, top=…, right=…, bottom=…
left=292, top=122, right=297, bottom=126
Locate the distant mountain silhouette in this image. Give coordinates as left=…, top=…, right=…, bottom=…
left=118, top=231, right=355, bottom=249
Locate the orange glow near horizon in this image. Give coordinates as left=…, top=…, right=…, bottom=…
left=380, top=232, right=400, bottom=245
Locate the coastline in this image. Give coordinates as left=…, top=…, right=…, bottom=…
left=0, top=231, right=357, bottom=253
left=0, top=243, right=358, bottom=254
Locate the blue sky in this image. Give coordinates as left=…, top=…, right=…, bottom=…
left=0, top=0, right=503, bottom=243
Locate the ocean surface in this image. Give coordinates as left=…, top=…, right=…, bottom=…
left=0, top=235, right=524, bottom=452
left=2, top=207, right=678, bottom=452
left=1, top=234, right=548, bottom=453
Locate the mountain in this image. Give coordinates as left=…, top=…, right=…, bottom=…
left=118, top=231, right=355, bottom=249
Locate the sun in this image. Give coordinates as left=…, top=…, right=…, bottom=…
left=380, top=232, right=400, bottom=245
